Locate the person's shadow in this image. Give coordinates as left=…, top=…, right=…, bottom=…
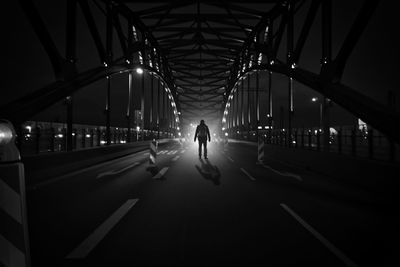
left=195, top=159, right=221, bottom=185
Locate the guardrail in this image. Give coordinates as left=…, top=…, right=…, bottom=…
left=17, top=121, right=175, bottom=156
left=228, top=125, right=399, bottom=162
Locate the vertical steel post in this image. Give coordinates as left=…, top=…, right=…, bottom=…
left=141, top=73, right=145, bottom=141
left=150, top=73, right=154, bottom=136
left=65, top=0, right=76, bottom=152
left=106, top=77, right=111, bottom=145
left=247, top=73, right=251, bottom=140
left=162, top=82, right=166, bottom=136
left=126, top=71, right=133, bottom=143
left=256, top=71, right=259, bottom=139
left=322, top=0, right=332, bottom=152
left=157, top=78, right=160, bottom=139
left=241, top=79, right=244, bottom=129
left=66, top=96, right=73, bottom=151
left=287, top=1, right=294, bottom=147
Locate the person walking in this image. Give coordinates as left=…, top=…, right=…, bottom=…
left=194, top=119, right=211, bottom=159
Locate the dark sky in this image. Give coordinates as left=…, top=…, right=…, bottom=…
left=0, top=0, right=398, bottom=129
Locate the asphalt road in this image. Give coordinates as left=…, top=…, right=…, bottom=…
left=26, top=140, right=399, bottom=266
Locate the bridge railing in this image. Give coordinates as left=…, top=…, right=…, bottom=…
left=18, top=121, right=174, bottom=156
left=229, top=125, right=399, bottom=162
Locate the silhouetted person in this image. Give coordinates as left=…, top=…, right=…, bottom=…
left=194, top=119, right=211, bottom=159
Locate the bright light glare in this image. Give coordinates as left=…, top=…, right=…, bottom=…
left=0, top=124, right=13, bottom=145
left=136, top=68, right=143, bottom=74
left=86, top=134, right=91, bottom=138
left=136, top=126, right=140, bottom=131
left=225, top=132, right=228, bottom=137
left=311, top=97, right=318, bottom=102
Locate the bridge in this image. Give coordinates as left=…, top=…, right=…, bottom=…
left=1, top=0, right=399, bottom=266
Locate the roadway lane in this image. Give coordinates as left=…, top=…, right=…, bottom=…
left=26, top=140, right=398, bottom=266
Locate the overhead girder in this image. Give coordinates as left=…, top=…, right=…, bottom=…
left=221, top=0, right=399, bottom=143
left=0, top=63, right=178, bottom=126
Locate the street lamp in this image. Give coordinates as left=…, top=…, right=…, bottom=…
left=136, top=67, right=143, bottom=74
left=136, top=126, right=140, bottom=141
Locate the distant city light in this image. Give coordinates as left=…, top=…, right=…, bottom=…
left=100, top=140, right=107, bottom=144
left=136, top=126, right=140, bottom=131
left=258, top=126, right=262, bottom=129
left=222, top=127, right=225, bottom=131
left=86, top=134, right=91, bottom=138
left=136, top=67, right=143, bottom=74
left=225, top=132, right=228, bottom=137
left=311, top=97, right=318, bottom=102
left=57, top=134, right=63, bottom=138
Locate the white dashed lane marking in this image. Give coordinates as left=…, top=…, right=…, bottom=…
left=280, top=203, right=358, bottom=267
left=66, top=199, right=139, bottom=259
left=172, top=156, right=180, bottom=162
left=153, top=167, right=169, bottom=179
left=240, top=168, right=256, bottom=181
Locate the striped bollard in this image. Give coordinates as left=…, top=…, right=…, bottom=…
left=0, top=120, right=31, bottom=267
left=256, top=136, right=264, bottom=164
left=149, top=139, right=158, bottom=167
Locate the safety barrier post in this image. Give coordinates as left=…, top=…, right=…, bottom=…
left=256, top=136, right=265, bottom=164
left=0, top=120, right=31, bottom=267
left=149, top=139, right=158, bottom=167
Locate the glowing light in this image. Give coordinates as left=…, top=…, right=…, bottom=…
left=86, top=134, right=91, bottom=138
left=291, top=63, right=296, bottom=69
left=57, top=134, right=63, bottom=138
left=25, top=126, right=32, bottom=133
left=72, top=133, right=76, bottom=136
left=178, top=132, right=181, bottom=136
left=222, top=127, right=225, bottom=131
left=136, top=68, right=143, bottom=74
left=103, top=62, right=108, bottom=67
left=136, top=126, right=140, bottom=131
left=225, top=132, right=228, bottom=137
left=311, top=97, right=318, bottom=102
left=258, top=126, right=262, bottom=129
left=177, top=127, right=180, bottom=131
left=100, top=140, right=107, bottom=144
left=126, top=59, right=130, bottom=64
